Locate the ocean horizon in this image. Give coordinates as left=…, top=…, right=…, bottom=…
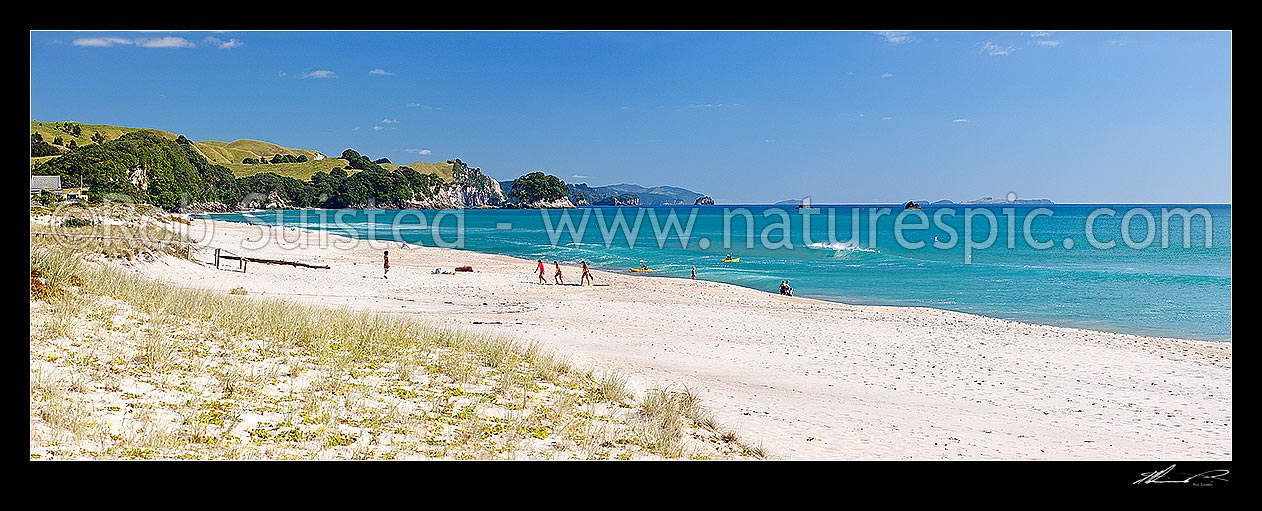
left=207, top=203, right=1231, bottom=342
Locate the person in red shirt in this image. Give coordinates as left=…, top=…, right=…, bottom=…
left=383, top=250, right=390, bottom=279
left=536, top=259, right=546, bottom=284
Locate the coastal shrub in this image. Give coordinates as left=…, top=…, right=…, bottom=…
left=509, top=171, right=568, bottom=203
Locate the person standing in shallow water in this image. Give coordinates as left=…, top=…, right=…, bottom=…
left=383, top=250, right=390, bottom=279
left=692, top=267, right=696, bottom=280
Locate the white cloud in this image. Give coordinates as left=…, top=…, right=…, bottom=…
left=688, top=103, right=724, bottom=108
left=571, top=174, right=589, bottom=179
left=203, top=36, right=243, bottom=49
left=136, top=36, right=197, bottom=48
left=407, top=103, right=437, bottom=109
left=380, top=119, right=399, bottom=124
left=1029, top=31, right=1056, bottom=38
left=372, top=125, right=384, bottom=131
left=72, top=37, right=132, bottom=47
left=952, top=118, right=970, bottom=123
left=278, top=70, right=287, bottom=77
left=302, top=70, right=338, bottom=79
left=875, top=31, right=914, bottom=45
left=979, top=42, right=1014, bottom=56
left=1032, top=40, right=1062, bottom=48
left=881, top=72, right=894, bottom=78
left=882, top=117, right=893, bottom=121
left=405, top=148, right=433, bottom=155
left=72, top=34, right=237, bottom=49
left=369, top=68, right=394, bottom=76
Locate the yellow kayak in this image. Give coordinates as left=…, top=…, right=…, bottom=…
left=630, top=268, right=654, bottom=272
left=722, top=258, right=740, bottom=263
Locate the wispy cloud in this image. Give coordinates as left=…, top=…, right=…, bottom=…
left=882, top=117, right=893, bottom=121
left=137, top=36, right=196, bottom=48
left=202, top=36, right=242, bottom=49
left=979, top=41, right=1014, bottom=56
left=301, top=70, right=338, bottom=79
left=369, top=68, right=394, bottom=76
left=1028, top=31, right=1056, bottom=38
left=571, top=174, right=589, bottom=179
left=1032, top=39, right=1062, bottom=48
left=372, top=125, right=384, bottom=131
left=405, top=148, right=432, bottom=155
left=407, top=103, right=437, bottom=109
left=278, top=70, right=287, bottom=77
left=689, top=103, right=724, bottom=108
left=73, top=34, right=242, bottom=49
left=72, top=37, right=132, bottom=47
left=875, top=31, right=914, bottom=45
left=380, top=119, right=399, bottom=124
left=881, top=72, right=894, bottom=78
left=952, top=118, right=970, bottom=123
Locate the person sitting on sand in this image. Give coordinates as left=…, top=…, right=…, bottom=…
left=554, top=261, right=565, bottom=285
left=537, top=259, right=546, bottom=285
left=383, top=250, right=390, bottom=279
left=784, top=281, right=793, bottom=296
left=581, top=261, right=593, bottom=285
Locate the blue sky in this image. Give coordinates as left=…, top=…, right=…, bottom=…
left=30, top=30, right=1231, bottom=204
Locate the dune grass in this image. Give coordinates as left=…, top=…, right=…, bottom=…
left=29, top=215, right=765, bottom=461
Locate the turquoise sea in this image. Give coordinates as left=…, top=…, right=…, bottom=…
left=208, top=204, right=1231, bottom=342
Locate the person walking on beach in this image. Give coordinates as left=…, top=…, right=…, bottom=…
left=554, top=261, right=565, bottom=285
left=692, top=266, right=696, bottom=280
left=537, top=259, right=547, bottom=285
left=383, top=250, right=390, bottom=279
left=581, top=261, right=593, bottom=285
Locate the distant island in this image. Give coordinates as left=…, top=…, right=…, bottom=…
left=911, top=197, right=1056, bottom=206
left=30, top=120, right=710, bottom=212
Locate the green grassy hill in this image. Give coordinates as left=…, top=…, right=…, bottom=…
left=194, top=139, right=327, bottom=166
left=382, top=161, right=456, bottom=183
left=31, top=121, right=467, bottom=188
left=31, top=121, right=178, bottom=157
left=223, top=159, right=356, bottom=181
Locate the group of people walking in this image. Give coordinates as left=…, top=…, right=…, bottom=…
left=538, top=259, right=593, bottom=285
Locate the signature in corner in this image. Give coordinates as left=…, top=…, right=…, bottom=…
left=1134, top=464, right=1230, bottom=485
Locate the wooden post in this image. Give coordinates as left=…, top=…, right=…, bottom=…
left=215, top=248, right=220, bottom=268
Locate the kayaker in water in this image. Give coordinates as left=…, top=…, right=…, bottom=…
left=553, top=261, right=565, bottom=285
left=640, top=262, right=648, bottom=271
left=581, top=261, right=593, bottom=285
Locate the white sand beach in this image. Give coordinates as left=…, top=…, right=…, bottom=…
left=113, top=218, right=1231, bottom=460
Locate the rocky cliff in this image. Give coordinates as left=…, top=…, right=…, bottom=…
left=694, top=196, right=714, bottom=205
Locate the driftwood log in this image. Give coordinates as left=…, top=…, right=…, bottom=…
left=217, top=253, right=330, bottom=270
